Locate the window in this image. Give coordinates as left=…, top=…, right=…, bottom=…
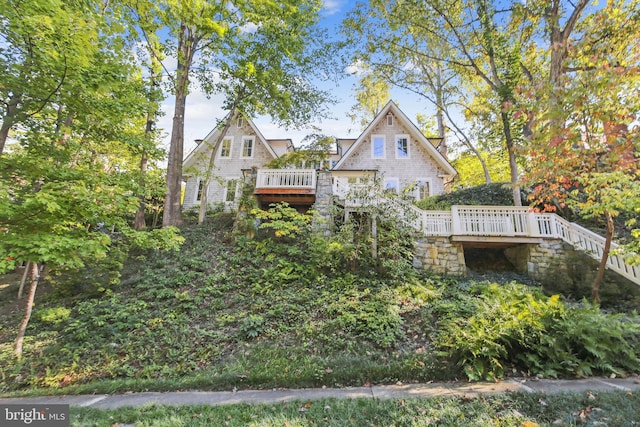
left=387, top=114, right=393, bottom=126
left=396, top=135, right=409, bottom=158
left=371, top=135, right=385, bottom=159
left=224, top=179, right=238, bottom=203
left=414, top=178, right=431, bottom=200
left=219, top=138, right=232, bottom=158
left=196, top=179, right=206, bottom=201
left=241, top=136, right=254, bottom=158
left=237, top=116, right=244, bottom=128
left=384, top=178, right=399, bottom=194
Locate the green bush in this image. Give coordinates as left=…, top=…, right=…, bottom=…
left=436, top=281, right=640, bottom=381
left=415, top=183, right=521, bottom=210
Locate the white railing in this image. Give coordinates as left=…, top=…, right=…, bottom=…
left=546, top=215, right=640, bottom=284
left=451, top=206, right=532, bottom=236
left=255, top=169, right=316, bottom=189
left=445, top=205, right=638, bottom=285
left=333, top=182, right=638, bottom=284
left=419, top=210, right=453, bottom=236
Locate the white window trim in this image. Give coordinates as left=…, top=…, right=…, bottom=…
left=223, top=178, right=240, bottom=204
left=371, top=134, right=386, bottom=159
left=414, top=177, right=432, bottom=200
left=387, top=114, right=393, bottom=126
left=237, top=117, right=244, bottom=128
left=218, top=137, right=233, bottom=159
left=395, top=134, right=410, bottom=159
left=384, top=177, right=400, bottom=194
left=240, top=136, right=255, bottom=158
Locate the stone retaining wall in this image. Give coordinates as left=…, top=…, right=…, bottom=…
left=413, top=236, right=467, bottom=276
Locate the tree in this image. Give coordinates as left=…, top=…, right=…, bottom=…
left=348, top=70, right=391, bottom=131
left=126, top=0, right=230, bottom=227
left=343, top=0, right=522, bottom=193
left=0, top=0, right=102, bottom=154
left=192, top=0, right=336, bottom=223
left=524, top=0, right=640, bottom=302
left=0, top=2, right=183, bottom=356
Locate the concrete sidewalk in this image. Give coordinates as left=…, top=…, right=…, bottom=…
left=1, top=377, right=640, bottom=409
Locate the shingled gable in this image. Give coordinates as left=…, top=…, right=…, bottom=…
left=183, top=112, right=280, bottom=171
left=332, top=100, right=456, bottom=176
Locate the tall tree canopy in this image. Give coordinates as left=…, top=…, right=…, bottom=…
left=127, top=0, right=333, bottom=227
left=0, top=0, right=182, bottom=356
left=522, top=0, right=640, bottom=300
left=193, top=0, right=337, bottom=223
left=343, top=0, right=525, bottom=197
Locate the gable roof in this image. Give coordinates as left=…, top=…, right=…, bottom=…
left=183, top=111, right=280, bottom=169
left=333, top=100, right=457, bottom=176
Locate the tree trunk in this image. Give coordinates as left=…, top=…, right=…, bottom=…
left=163, top=24, right=198, bottom=227
left=592, top=211, right=614, bottom=305
left=17, top=261, right=31, bottom=299
left=0, top=92, right=21, bottom=155
left=500, top=110, right=522, bottom=206
left=134, top=149, right=148, bottom=230
left=198, top=109, right=237, bottom=224
left=434, top=74, right=448, bottom=160
left=15, top=262, right=41, bottom=357
left=163, top=86, right=188, bottom=227
left=136, top=62, right=161, bottom=230
left=371, top=213, right=378, bottom=260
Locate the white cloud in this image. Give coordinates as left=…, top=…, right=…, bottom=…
left=345, top=60, right=370, bottom=76
left=322, top=0, right=343, bottom=16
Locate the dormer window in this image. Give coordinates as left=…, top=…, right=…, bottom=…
left=387, top=114, right=393, bottom=126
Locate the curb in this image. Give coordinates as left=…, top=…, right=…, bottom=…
left=1, top=377, right=639, bottom=410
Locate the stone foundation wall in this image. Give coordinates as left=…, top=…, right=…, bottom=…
left=312, top=171, right=333, bottom=236
left=525, top=240, right=573, bottom=281
left=528, top=241, right=640, bottom=308
left=413, top=236, right=466, bottom=275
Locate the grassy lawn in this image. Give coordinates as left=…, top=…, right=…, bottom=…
left=70, top=391, right=640, bottom=426
left=1, top=211, right=639, bottom=396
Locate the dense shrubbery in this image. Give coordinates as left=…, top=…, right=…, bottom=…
left=415, top=182, right=523, bottom=210
left=435, top=281, right=640, bottom=381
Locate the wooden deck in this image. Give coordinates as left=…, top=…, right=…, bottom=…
left=254, top=169, right=316, bottom=208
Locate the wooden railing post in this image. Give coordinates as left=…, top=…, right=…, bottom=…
left=527, top=212, right=540, bottom=237
left=451, top=205, right=461, bottom=235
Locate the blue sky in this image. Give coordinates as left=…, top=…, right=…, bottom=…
left=157, top=0, right=438, bottom=157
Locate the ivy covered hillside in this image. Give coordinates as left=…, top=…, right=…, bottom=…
left=1, top=206, right=640, bottom=395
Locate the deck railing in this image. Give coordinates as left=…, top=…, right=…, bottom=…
left=255, top=169, right=316, bottom=189
left=337, top=189, right=639, bottom=284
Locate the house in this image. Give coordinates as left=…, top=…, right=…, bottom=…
left=182, top=113, right=294, bottom=211
left=182, top=101, right=457, bottom=212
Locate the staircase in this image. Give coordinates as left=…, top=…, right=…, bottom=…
left=336, top=189, right=639, bottom=285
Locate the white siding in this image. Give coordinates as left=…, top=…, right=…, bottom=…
left=336, top=119, right=447, bottom=195
left=183, top=121, right=276, bottom=210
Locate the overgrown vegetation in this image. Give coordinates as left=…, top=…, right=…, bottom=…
left=435, top=282, right=640, bottom=381
left=1, top=209, right=639, bottom=395
left=415, top=183, right=521, bottom=210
